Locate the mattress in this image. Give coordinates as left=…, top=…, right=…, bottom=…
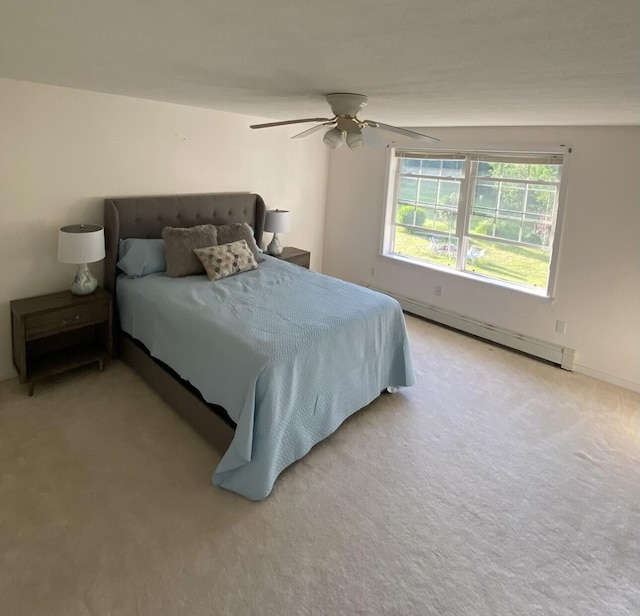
left=117, top=256, right=415, bottom=499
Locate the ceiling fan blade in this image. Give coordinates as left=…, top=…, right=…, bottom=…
left=361, top=126, right=389, bottom=148
left=250, top=117, right=331, bottom=129
left=364, top=120, right=440, bottom=143
left=291, top=122, right=335, bottom=139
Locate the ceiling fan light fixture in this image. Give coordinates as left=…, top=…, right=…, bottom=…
left=249, top=93, right=440, bottom=149
left=345, top=128, right=365, bottom=150
left=323, top=127, right=345, bottom=149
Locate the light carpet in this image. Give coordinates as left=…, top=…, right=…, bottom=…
left=0, top=315, right=638, bottom=616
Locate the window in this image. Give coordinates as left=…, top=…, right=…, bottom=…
left=384, top=149, right=567, bottom=296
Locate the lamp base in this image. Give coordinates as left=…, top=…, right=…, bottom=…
left=267, top=233, right=283, bottom=256
left=71, top=263, right=98, bottom=295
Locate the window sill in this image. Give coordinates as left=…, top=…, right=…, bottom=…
left=381, top=253, right=554, bottom=301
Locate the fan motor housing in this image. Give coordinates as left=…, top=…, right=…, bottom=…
left=326, top=93, right=368, bottom=116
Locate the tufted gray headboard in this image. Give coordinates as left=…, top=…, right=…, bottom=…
left=103, top=192, right=266, bottom=297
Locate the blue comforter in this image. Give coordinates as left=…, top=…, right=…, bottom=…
left=117, top=257, right=415, bottom=499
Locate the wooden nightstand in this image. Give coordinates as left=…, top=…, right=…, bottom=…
left=10, top=287, right=113, bottom=396
left=274, top=247, right=310, bottom=269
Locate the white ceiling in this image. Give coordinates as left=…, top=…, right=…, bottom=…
left=1, top=0, right=638, bottom=127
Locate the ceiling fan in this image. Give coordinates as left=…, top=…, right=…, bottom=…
left=250, top=93, right=439, bottom=150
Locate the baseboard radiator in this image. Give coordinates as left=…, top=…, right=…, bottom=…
left=371, top=288, right=576, bottom=371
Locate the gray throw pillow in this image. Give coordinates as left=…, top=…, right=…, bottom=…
left=215, top=222, right=263, bottom=262
left=162, top=224, right=218, bottom=277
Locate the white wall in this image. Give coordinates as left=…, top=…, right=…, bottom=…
left=0, top=78, right=329, bottom=382
left=323, top=126, right=640, bottom=391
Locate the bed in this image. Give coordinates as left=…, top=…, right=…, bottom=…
left=104, top=192, right=415, bottom=500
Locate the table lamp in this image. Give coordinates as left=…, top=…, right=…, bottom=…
left=58, top=224, right=105, bottom=295
left=264, top=209, right=291, bottom=256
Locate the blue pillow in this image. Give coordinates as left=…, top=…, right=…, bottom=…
left=117, top=238, right=167, bottom=277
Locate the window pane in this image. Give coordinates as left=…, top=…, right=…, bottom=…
left=471, top=178, right=556, bottom=247
left=392, top=227, right=457, bottom=268
left=498, top=182, right=525, bottom=212
left=418, top=179, right=438, bottom=204
left=480, top=161, right=503, bottom=178
left=529, top=164, right=561, bottom=182
left=430, top=235, right=458, bottom=261
left=396, top=204, right=434, bottom=230
left=494, top=218, right=522, bottom=241
left=521, top=221, right=551, bottom=247
left=435, top=207, right=457, bottom=233
left=477, top=161, right=492, bottom=176
left=438, top=181, right=460, bottom=206
left=423, top=205, right=437, bottom=227
left=416, top=206, right=431, bottom=229
left=478, top=160, right=561, bottom=182
left=396, top=204, right=417, bottom=226
left=463, top=239, right=550, bottom=289
left=421, top=159, right=442, bottom=176
left=469, top=213, right=495, bottom=237
left=526, top=186, right=556, bottom=216
left=499, top=164, right=530, bottom=180
left=441, top=160, right=464, bottom=177
left=398, top=176, right=461, bottom=234
left=415, top=158, right=464, bottom=178
left=401, top=159, right=421, bottom=174
left=398, top=177, right=418, bottom=202
left=464, top=241, right=487, bottom=272
left=474, top=181, right=499, bottom=210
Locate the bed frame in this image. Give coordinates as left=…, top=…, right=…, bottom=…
left=103, top=193, right=266, bottom=454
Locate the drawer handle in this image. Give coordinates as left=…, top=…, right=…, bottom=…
left=62, top=315, right=81, bottom=325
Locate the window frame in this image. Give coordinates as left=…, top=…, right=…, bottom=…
left=381, top=147, right=570, bottom=299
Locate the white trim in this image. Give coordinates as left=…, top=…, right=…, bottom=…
left=381, top=253, right=553, bottom=300
left=573, top=364, right=640, bottom=394
left=399, top=142, right=570, bottom=156
left=381, top=148, right=400, bottom=255
left=546, top=150, right=571, bottom=298
left=372, top=287, right=575, bottom=369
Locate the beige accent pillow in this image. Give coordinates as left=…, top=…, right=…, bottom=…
left=215, top=222, right=263, bottom=262
left=161, top=225, right=218, bottom=277
left=194, top=240, right=258, bottom=281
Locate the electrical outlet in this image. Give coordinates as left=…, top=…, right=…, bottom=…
left=435, top=285, right=442, bottom=297
left=369, top=266, right=376, bottom=277
left=555, top=320, right=567, bottom=334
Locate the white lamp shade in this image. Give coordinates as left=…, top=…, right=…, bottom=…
left=264, top=210, right=291, bottom=234
left=58, top=224, right=105, bottom=264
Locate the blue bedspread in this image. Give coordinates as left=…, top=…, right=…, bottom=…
left=117, top=257, right=415, bottom=499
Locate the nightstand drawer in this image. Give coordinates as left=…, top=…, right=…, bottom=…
left=25, top=301, right=109, bottom=340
